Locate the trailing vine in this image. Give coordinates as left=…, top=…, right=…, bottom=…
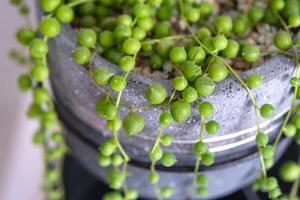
left=9, top=0, right=300, bottom=200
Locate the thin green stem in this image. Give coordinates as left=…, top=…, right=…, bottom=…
left=106, top=52, right=137, bottom=196
left=190, top=102, right=206, bottom=196
left=151, top=126, right=163, bottom=154
left=179, top=0, right=262, bottom=131
left=68, top=0, right=95, bottom=8
left=150, top=163, right=163, bottom=200
left=148, top=89, right=176, bottom=200
left=163, top=90, right=176, bottom=111
left=151, top=90, right=176, bottom=155
left=131, top=17, right=138, bottom=28
left=172, top=65, right=182, bottom=75
left=197, top=34, right=266, bottom=176
left=178, top=0, right=266, bottom=182
left=111, top=68, right=134, bottom=197
left=113, top=54, right=136, bottom=161
left=113, top=130, right=129, bottom=161
left=88, top=73, right=114, bottom=99
left=276, top=12, right=292, bottom=40
left=182, top=17, right=262, bottom=133
left=258, top=147, right=267, bottom=178
left=87, top=54, right=111, bottom=97
left=203, top=56, right=214, bottom=75
left=142, top=35, right=192, bottom=45
left=273, top=12, right=300, bottom=147
left=128, top=92, right=177, bottom=112
left=122, top=161, right=129, bottom=200
left=150, top=128, right=163, bottom=200
left=191, top=156, right=201, bottom=190
left=116, top=71, right=130, bottom=108
left=290, top=178, right=300, bottom=198
left=222, top=61, right=261, bottom=133
left=151, top=90, right=176, bottom=156
left=274, top=88, right=298, bottom=147
left=199, top=119, right=205, bottom=140
left=264, top=50, right=295, bottom=58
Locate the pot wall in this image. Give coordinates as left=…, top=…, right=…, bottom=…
left=47, top=25, right=296, bottom=199
left=54, top=96, right=291, bottom=199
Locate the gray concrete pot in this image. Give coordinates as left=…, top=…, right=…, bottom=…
left=48, top=25, right=295, bottom=199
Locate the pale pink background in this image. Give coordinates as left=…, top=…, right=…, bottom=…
left=0, top=0, right=44, bottom=199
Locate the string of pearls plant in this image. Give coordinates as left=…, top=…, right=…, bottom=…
left=9, top=0, right=300, bottom=200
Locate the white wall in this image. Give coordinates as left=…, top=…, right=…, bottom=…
left=0, top=1, right=44, bottom=199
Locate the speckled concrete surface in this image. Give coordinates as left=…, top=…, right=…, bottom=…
left=48, top=25, right=295, bottom=157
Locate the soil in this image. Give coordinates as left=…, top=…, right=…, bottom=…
left=133, top=0, right=278, bottom=79
left=72, top=0, right=289, bottom=79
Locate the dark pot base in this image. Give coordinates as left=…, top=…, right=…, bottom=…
left=63, top=141, right=299, bottom=200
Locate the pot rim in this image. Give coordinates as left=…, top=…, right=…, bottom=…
left=63, top=25, right=293, bottom=88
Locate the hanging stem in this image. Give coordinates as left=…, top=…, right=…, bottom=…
left=191, top=157, right=201, bottom=189
left=221, top=60, right=261, bottom=132
left=150, top=163, right=163, bottom=200
left=149, top=125, right=164, bottom=200
left=178, top=0, right=265, bottom=180
left=183, top=16, right=262, bottom=132
left=290, top=178, right=300, bottom=198
left=258, top=147, right=267, bottom=178
left=38, top=37, right=66, bottom=199
left=111, top=53, right=138, bottom=197
left=113, top=130, right=129, bottom=161
left=116, top=71, right=130, bottom=108
left=121, top=161, right=129, bottom=198
left=191, top=105, right=206, bottom=192
left=149, top=90, right=176, bottom=200
left=111, top=53, right=137, bottom=161
left=273, top=12, right=300, bottom=147
left=151, top=126, right=163, bottom=154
